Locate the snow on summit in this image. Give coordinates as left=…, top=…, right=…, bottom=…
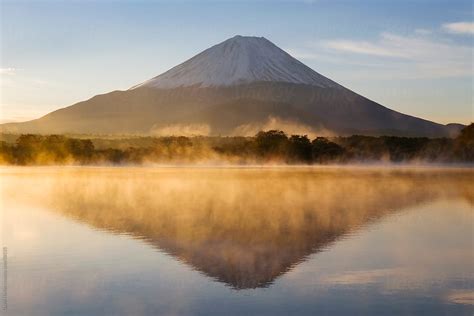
left=133, top=35, right=339, bottom=89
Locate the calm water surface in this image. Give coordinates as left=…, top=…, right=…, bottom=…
left=1, top=166, right=473, bottom=315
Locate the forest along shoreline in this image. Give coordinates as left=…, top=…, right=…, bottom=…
left=0, top=124, right=472, bottom=166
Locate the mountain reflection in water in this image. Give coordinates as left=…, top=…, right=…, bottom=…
left=3, top=167, right=473, bottom=290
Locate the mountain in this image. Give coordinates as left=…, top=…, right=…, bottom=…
left=0, top=35, right=461, bottom=137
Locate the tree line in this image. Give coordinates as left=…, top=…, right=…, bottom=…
left=0, top=123, right=472, bottom=165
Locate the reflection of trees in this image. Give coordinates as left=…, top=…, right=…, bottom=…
left=23, top=168, right=474, bottom=289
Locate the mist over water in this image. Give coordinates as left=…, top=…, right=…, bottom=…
left=1, top=166, right=473, bottom=315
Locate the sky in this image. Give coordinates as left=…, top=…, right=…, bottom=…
left=0, top=0, right=473, bottom=125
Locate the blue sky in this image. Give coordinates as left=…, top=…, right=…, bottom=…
left=1, top=0, right=472, bottom=124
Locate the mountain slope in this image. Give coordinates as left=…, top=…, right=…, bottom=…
left=0, top=36, right=461, bottom=137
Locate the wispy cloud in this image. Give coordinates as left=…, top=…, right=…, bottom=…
left=317, top=31, right=472, bottom=78
left=445, top=290, right=474, bottom=305
left=442, top=21, right=474, bottom=35
left=324, top=36, right=410, bottom=58
left=324, top=32, right=469, bottom=60
left=321, top=269, right=403, bottom=285
left=0, top=67, right=17, bottom=75
left=287, top=48, right=390, bottom=68
left=414, top=28, right=432, bottom=35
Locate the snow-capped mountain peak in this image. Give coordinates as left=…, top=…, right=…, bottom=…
left=133, top=35, right=339, bottom=89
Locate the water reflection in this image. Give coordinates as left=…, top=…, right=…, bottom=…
left=3, top=167, right=472, bottom=290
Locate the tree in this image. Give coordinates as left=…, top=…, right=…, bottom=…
left=454, top=123, right=474, bottom=161
left=0, top=141, right=14, bottom=164
left=382, top=136, right=429, bottom=162
left=67, top=139, right=94, bottom=163
left=255, top=130, right=289, bottom=159
left=311, top=137, right=344, bottom=163
left=288, top=135, right=312, bottom=163
left=42, top=135, right=70, bottom=162
left=14, top=134, right=44, bottom=164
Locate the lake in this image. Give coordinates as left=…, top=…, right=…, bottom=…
left=1, top=166, right=473, bottom=315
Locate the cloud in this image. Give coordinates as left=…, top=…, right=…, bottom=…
left=324, top=32, right=466, bottom=59
left=324, top=37, right=409, bottom=58
left=318, top=31, right=472, bottom=78
left=287, top=48, right=390, bottom=68
left=321, top=269, right=403, bottom=285
left=0, top=67, right=16, bottom=75
left=445, top=290, right=474, bottom=305
left=415, top=28, right=432, bottom=35
left=442, top=22, right=474, bottom=35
